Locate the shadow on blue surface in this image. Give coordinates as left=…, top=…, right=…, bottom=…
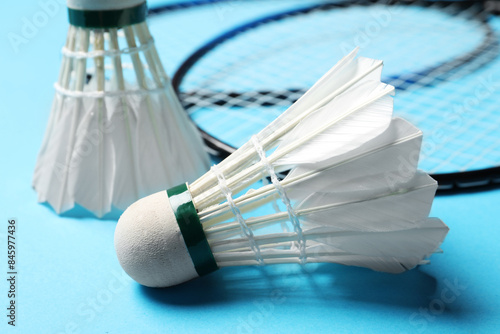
left=137, top=263, right=463, bottom=312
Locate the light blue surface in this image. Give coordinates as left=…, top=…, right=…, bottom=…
left=1, top=1, right=499, bottom=333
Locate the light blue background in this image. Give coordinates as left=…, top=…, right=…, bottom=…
left=1, top=1, right=499, bottom=333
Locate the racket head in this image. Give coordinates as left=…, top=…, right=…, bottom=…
left=150, top=0, right=500, bottom=192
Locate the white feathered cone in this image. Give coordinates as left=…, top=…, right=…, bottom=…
left=114, top=48, right=449, bottom=288
left=33, top=22, right=210, bottom=217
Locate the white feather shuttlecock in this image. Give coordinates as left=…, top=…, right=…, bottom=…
left=33, top=0, right=210, bottom=217
left=114, top=48, right=449, bottom=288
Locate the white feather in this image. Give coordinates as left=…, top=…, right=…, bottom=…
left=108, top=96, right=140, bottom=210
left=210, top=217, right=448, bottom=274
left=274, top=80, right=394, bottom=167
left=296, top=171, right=437, bottom=231
left=305, top=218, right=449, bottom=273
left=33, top=97, right=82, bottom=213
left=284, top=118, right=423, bottom=202
left=67, top=97, right=114, bottom=217
left=204, top=171, right=437, bottom=242
left=269, top=51, right=384, bottom=139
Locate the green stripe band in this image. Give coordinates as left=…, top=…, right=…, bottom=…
left=167, top=183, right=218, bottom=277
left=68, top=2, right=147, bottom=28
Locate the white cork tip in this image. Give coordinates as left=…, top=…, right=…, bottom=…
left=67, top=0, right=145, bottom=11
left=114, top=191, right=199, bottom=288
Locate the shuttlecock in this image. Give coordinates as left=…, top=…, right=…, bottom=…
left=33, top=0, right=210, bottom=217
left=114, top=49, right=449, bottom=288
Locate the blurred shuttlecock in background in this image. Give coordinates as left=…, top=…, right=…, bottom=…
left=115, top=49, right=449, bottom=288
left=33, top=0, right=210, bottom=217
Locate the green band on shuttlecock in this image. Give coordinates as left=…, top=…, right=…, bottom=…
left=68, top=2, right=147, bottom=28
left=167, top=183, right=218, bottom=277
